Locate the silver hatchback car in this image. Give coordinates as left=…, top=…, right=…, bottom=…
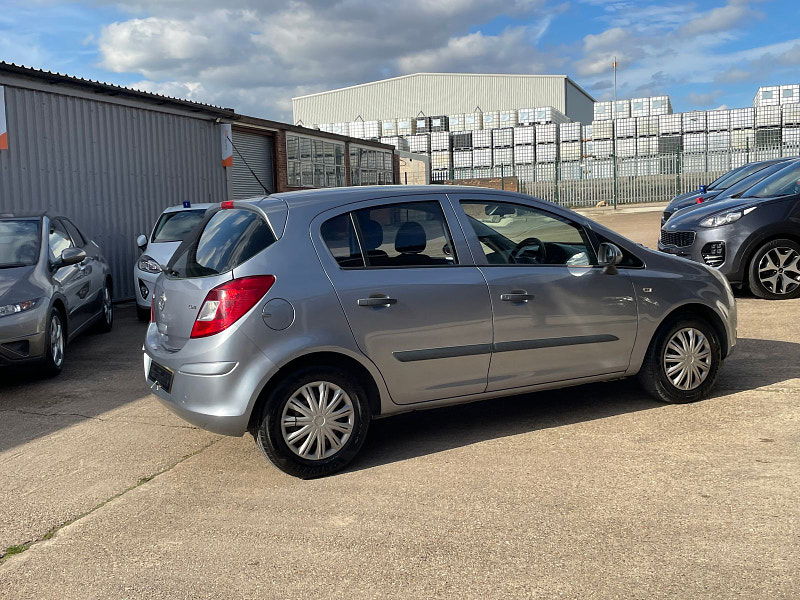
left=144, top=187, right=737, bottom=478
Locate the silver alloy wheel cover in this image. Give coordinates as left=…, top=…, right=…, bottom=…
left=758, top=247, right=800, bottom=295
left=280, top=381, right=355, bottom=460
left=663, top=327, right=712, bottom=391
left=50, top=314, right=64, bottom=367
left=103, top=286, right=113, bottom=323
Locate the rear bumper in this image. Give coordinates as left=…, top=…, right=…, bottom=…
left=142, top=325, right=277, bottom=436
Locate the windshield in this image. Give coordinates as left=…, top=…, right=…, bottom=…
left=710, top=162, right=780, bottom=191
left=151, top=209, right=207, bottom=243
left=743, top=161, right=800, bottom=198
left=0, top=220, right=41, bottom=268
left=719, top=162, right=796, bottom=199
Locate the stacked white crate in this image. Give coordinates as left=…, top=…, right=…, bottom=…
left=612, top=100, right=631, bottom=119
left=753, top=86, right=780, bottom=107
left=649, top=96, right=672, bottom=116
left=379, top=136, right=410, bottom=151
left=493, top=147, right=513, bottom=166
left=396, top=118, right=416, bottom=136
left=593, top=102, right=612, bottom=121
left=408, top=134, right=430, bottom=154
left=658, top=114, right=682, bottom=135
left=534, top=107, right=569, bottom=124
left=730, top=108, right=755, bottom=129
left=536, top=163, right=556, bottom=181
left=453, top=150, right=473, bottom=168
left=593, top=139, right=613, bottom=157
left=492, top=128, right=514, bottom=148
left=560, top=162, right=583, bottom=180
left=780, top=84, right=800, bottom=104
left=499, top=110, right=518, bottom=128
left=536, top=143, right=557, bottom=163
left=473, top=130, right=491, bottom=149
left=380, top=119, right=397, bottom=137
left=514, top=126, right=535, bottom=145
left=473, top=148, right=492, bottom=167
left=636, top=137, right=658, bottom=155
left=448, top=114, right=465, bottom=132
left=615, top=138, right=637, bottom=158
left=535, top=123, right=557, bottom=163
left=464, top=113, right=483, bottom=131
left=430, top=132, right=450, bottom=152
left=683, top=133, right=707, bottom=153
left=332, top=121, right=351, bottom=135
left=560, top=142, right=581, bottom=161
left=707, top=110, right=730, bottom=131
left=636, top=116, right=659, bottom=136
left=731, top=129, right=755, bottom=149
left=682, top=111, right=707, bottom=132
left=482, top=111, right=500, bottom=129
left=431, top=151, right=451, bottom=170
left=756, top=105, right=782, bottom=128
left=708, top=131, right=731, bottom=151
left=783, top=103, right=800, bottom=150
left=683, top=153, right=707, bottom=172
left=517, top=108, right=537, bottom=125
left=783, top=128, right=800, bottom=146
left=615, top=117, right=637, bottom=138
left=630, top=98, right=650, bottom=117
left=783, top=104, right=800, bottom=126
left=559, top=122, right=581, bottom=142
left=349, top=120, right=366, bottom=139
left=363, top=121, right=381, bottom=139
left=513, top=145, right=535, bottom=165
left=591, top=120, right=614, bottom=140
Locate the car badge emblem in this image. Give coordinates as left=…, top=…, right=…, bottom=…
left=157, top=293, right=167, bottom=311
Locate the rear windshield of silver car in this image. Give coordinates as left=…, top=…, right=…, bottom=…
left=166, top=208, right=275, bottom=278
left=151, top=209, right=207, bottom=243
left=0, top=219, right=40, bottom=268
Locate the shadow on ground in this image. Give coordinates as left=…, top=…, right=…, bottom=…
left=353, top=336, right=800, bottom=472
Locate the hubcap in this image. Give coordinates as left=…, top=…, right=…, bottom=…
left=663, top=328, right=712, bottom=391
left=280, top=381, right=355, bottom=460
left=758, top=247, right=800, bottom=295
left=50, top=315, right=64, bottom=367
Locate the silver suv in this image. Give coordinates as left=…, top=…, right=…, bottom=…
left=143, top=187, right=737, bottom=478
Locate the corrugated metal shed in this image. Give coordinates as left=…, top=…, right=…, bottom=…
left=292, top=73, right=595, bottom=125
left=0, top=72, right=227, bottom=300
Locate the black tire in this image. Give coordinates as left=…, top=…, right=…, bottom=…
left=136, top=305, right=150, bottom=322
left=747, top=238, right=800, bottom=300
left=638, top=317, right=721, bottom=404
left=41, top=308, right=66, bottom=377
left=94, top=283, right=114, bottom=333
left=255, top=366, right=371, bottom=479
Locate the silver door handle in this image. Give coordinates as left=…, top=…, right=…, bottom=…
left=500, top=291, right=534, bottom=302
left=358, top=295, right=398, bottom=307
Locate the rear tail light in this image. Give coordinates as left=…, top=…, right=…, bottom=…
left=190, top=275, right=276, bottom=338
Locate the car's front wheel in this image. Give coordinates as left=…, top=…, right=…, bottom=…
left=95, top=283, right=114, bottom=333
left=42, top=308, right=66, bottom=377
left=255, top=366, right=372, bottom=478
left=638, top=317, right=721, bottom=403
left=748, top=239, right=800, bottom=300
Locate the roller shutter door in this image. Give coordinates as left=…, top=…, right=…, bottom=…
left=230, top=130, right=275, bottom=198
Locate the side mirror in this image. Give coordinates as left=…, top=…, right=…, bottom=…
left=136, top=234, right=148, bottom=250
left=59, top=247, right=86, bottom=267
left=597, top=242, right=623, bottom=274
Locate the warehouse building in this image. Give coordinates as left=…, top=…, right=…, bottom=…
left=0, top=62, right=396, bottom=300
left=292, top=72, right=595, bottom=126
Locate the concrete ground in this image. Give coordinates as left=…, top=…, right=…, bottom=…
left=1, top=206, right=798, bottom=598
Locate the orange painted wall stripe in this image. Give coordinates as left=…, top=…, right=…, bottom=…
left=0, top=132, right=7, bottom=151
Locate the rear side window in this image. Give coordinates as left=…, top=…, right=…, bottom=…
left=168, top=209, right=275, bottom=278
left=321, top=201, right=456, bottom=268
left=152, top=210, right=207, bottom=243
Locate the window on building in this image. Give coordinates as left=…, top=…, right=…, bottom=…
left=286, top=134, right=344, bottom=188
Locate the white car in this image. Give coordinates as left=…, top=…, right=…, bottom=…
left=133, top=204, right=213, bottom=320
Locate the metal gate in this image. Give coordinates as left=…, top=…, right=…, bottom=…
left=230, top=129, right=275, bottom=198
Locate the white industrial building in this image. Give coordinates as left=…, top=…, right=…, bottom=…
left=292, top=73, right=595, bottom=126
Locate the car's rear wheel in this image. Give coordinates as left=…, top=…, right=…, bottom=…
left=255, top=366, right=371, bottom=478
left=95, top=283, right=114, bottom=332
left=748, top=239, right=800, bottom=300
left=42, top=308, right=66, bottom=377
left=638, top=317, right=721, bottom=404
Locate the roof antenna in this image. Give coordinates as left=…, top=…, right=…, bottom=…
left=226, top=134, right=271, bottom=195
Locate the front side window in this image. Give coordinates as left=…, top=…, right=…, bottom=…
left=151, top=210, right=207, bottom=243
left=321, top=201, right=456, bottom=268
left=0, top=219, right=40, bottom=267
left=49, top=219, right=74, bottom=263
left=461, top=201, right=595, bottom=267
left=62, top=219, right=86, bottom=247
left=168, top=209, right=275, bottom=278
left=744, top=161, right=800, bottom=198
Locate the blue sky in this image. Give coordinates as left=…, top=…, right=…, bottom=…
left=1, top=0, right=799, bottom=121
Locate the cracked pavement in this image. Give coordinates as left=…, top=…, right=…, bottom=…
left=0, top=207, right=798, bottom=598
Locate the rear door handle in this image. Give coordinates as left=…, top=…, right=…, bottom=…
left=500, top=291, right=534, bottom=302
left=357, top=295, right=398, bottom=307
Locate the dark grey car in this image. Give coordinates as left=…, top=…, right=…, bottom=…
left=662, top=159, right=790, bottom=225
left=143, top=186, right=736, bottom=478
left=659, top=160, right=800, bottom=299
left=0, top=214, right=113, bottom=375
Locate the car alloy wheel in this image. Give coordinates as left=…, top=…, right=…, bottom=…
left=103, top=286, right=113, bottom=324
left=663, top=327, right=712, bottom=391
left=280, top=381, right=355, bottom=460
left=50, top=314, right=64, bottom=368
left=757, top=247, right=800, bottom=296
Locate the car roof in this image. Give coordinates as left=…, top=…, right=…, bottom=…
left=0, top=212, right=62, bottom=220
left=262, top=185, right=531, bottom=212
left=160, top=203, right=219, bottom=214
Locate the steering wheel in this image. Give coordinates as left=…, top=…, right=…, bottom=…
left=510, top=237, right=546, bottom=264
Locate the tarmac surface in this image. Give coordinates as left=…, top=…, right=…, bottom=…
left=1, top=204, right=798, bottom=598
